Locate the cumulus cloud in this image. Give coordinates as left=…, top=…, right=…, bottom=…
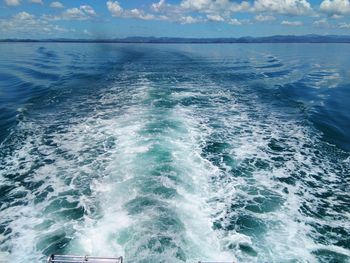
left=80, top=5, right=96, bottom=16
left=179, top=15, right=202, bottom=24
left=0, top=11, right=67, bottom=36
left=151, top=0, right=166, bottom=12
left=147, top=0, right=314, bottom=26
left=154, top=0, right=312, bottom=17
left=313, top=18, right=350, bottom=28
left=253, top=0, right=312, bottom=15
left=180, top=0, right=250, bottom=13
left=149, top=0, right=248, bottom=24
left=4, top=0, right=21, bottom=6
left=50, top=1, right=63, bottom=8
left=255, top=14, right=276, bottom=21
left=228, top=18, right=242, bottom=25
left=151, top=0, right=186, bottom=16
left=181, top=0, right=220, bottom=11
left=313, top=18, right=328, bottom=26
left=45, top=5, right=97, bottom=20
left=107, top=0, right=246, bottom=24
left=15, top=11, right=34, bottom=20
left=107, top=1, right=123, bottom=16
left=131, top=9, right=156, bottom=20
left=206, top=14, right=225, bottom=22
left=320, top=0, right=350, bottom=16
left=63, top=8, right=90, bottom=20
left=281, top=20, right=303, bottom=26
left=338, top=22, right=350, bottom=28
left=107, top=1, right=157, bottom=20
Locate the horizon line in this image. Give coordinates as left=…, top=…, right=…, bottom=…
left=1, top=34, right=350, bottom=44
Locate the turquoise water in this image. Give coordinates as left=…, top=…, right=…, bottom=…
left=0, top=43, right=349, bottom=262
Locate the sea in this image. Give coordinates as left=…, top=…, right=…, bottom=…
left=0, top=43, right=349, bottom=263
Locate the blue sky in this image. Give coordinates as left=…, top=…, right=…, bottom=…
left=0, top=0, right=350, bottom=38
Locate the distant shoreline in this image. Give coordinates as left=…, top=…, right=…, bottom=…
left=1, top=35, right=350, bottom=44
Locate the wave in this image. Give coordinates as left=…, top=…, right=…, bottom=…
left=0, top=43, right=349, bottom=262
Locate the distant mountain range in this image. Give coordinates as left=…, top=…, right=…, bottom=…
left=1, top=35, right=350, bottom=43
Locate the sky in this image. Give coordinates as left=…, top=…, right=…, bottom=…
left=0, top=0, right=350, bottom=39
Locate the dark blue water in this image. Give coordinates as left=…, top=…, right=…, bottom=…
left=0, top=43, right=349, bottom=262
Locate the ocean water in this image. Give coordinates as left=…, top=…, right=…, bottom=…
left=0, top=43, right=349, bottom=263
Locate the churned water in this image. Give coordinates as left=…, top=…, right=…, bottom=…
left=0, top=43, right=349, bottom=263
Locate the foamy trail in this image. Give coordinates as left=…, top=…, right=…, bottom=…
left=68, top=76, right=234, bottom=262
left=0, top=44, right=349, bottom=263
left=0, top=72, right=234, bottom=262
left=189, top=75, right=350, bottom=262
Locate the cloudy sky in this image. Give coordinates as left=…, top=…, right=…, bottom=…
left=0, top=0, right=350, bottom=38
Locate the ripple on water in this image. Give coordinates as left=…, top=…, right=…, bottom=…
left=0, top=44, right=349, bottom=263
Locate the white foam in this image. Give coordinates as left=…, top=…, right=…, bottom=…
left=197, top=85, right=350, bottom=262
left=1, top=55, right=349, bottom=263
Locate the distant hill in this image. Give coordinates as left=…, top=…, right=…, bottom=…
left=1, top=35, right=350, bottom=43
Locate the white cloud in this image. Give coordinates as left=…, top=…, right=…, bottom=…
left=148, top=0, right=250, bottom=24
left=107, top=1, right=123, bottom=16
left=110, top=0, right=237, bottom=24
left=313, top=18, right=328, bottom=26
left=338, top=22, right=350, bottom=28
left=179, top=15, right=202, bottom=24
left=148, top=0, right=313, bottom=26
left=51, top=5, right=97, bottom=20
left=281, top=20, right=303, bottom=26
left=80, top=5, right=96, bottom=16
left=29, top=0, right=43, bottom=4
left=181, top=0, right=219, bottom=11
left=180, top=0, right=250, bottom=13
left=237, top=2, right=251, bottom=12
left=0, top=11, right=67, bottom=36
left=206, top=14, right=224, bottom=22
left=228, top=18, right=242, bottom=25
left=130, top=9, right=156, bottom=20
left=107, top=1, right=157, bottom=20
left=148, top=1, right=247, bottom=25
left=149, top=0, right=315, bottom=26
left=330, top=14, right=344, bottom=18
left=50, top=1, right=64, bottom=8
left=320, top=0, right=350, bottom=16
left=63, top=8, right=86, bottom=20
left=4, top=0, right=21, bottom=6
left=255, top=14, right=276, bottom=21
left=151, top=0, right=166, bottom=12
left=15, top=11, right=34, bottom=20
left=253, top=0, right=312, bottom=15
